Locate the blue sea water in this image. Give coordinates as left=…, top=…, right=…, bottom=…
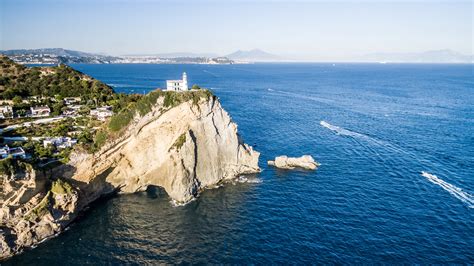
left=6, top=63, right=474, bottom=264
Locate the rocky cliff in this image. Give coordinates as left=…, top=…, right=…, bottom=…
left=0, top=92, right=260, bottom=260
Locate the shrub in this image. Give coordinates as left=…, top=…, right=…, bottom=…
left=108, top=108, right=134, bottom=132
left=51, top=179, right=74, bottom=195
left=93, top=130, right=108, bottom=151
left=0, top=157, right=31, bottom=176
left=0, top=157, right=17, bottom=175
left=171, top=133, right=187, bottom=151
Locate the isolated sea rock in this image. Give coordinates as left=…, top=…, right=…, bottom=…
left=268, top=155, right=320, bottom=170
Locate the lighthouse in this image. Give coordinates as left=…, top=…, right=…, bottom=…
left=166, top=72, right=189, bottom=91
left=182, top=72, right=188, bottom=90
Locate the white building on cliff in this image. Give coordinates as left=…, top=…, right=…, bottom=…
left=166, top=72, right=188, bottom=91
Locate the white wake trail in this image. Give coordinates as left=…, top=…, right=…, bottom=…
left=320, top=120, right=412, bottom=156
left=320, top=120, right=474, bottom=209
left=421, top=171, right=474, bottom=208
left=320, top=121, right=365, bottom=138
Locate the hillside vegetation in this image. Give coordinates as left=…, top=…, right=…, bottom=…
left=0, top=55, right=114, bottom=103
left=108, top=89, right=213, bottom=132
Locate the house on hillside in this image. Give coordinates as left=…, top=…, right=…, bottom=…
left=64, top=97, right=81, bottom=105
left=30, top=106, right=51, bottom=117
left=0, top=106, right=13, bottom=119
left=43, top=137, right=77, bottom=149
left=90, top=106, right=113, bottom=121
left=62, top=105, right=82, bottom=116
left=166, top=72, right=188, bottom=91
left=0, top=145, right=27, bottom=159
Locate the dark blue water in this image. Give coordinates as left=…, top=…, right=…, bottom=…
left=7, top=63, right=474, bottom=264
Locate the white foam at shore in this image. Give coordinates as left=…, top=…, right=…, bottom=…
left=235, top=176, right=262, bottom=184
left=422, top=171, right=474, bottom=208
left=170, top=197, right=197, bottom=207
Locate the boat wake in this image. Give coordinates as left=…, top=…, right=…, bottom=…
left=320, top=121, right=473, bottom=209
left=421, top=172, right=474, bottom=208
left=320, top=121, right=367, bottom=139
left=320, top=120, right=411, bottom=156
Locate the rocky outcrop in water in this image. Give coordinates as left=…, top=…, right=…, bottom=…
left=268, top=155, right=319, bottom=170
left=0, top=92, right=260, bottom=260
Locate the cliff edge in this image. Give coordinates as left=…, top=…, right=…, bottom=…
left=0, top=91, right=260, bottom=260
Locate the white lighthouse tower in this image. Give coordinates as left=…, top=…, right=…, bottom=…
left=182, top=72, right=188, bottom=91
left=166, top=72, right=189, bottom=91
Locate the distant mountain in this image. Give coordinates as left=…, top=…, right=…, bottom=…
left=0, top=48, right=100, bottom=57
left=226, top=49, right=281, bottom=62
left=361, top=49, right=473, bottom=63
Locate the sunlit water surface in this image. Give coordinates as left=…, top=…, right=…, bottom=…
left=6, top=63, right=474, bottom=264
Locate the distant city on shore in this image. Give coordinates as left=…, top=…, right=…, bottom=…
left=1, top=48, right=472, bottom=65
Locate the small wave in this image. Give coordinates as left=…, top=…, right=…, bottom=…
left=267, top=88, right=274, bottom=91
left=233, top=176, right=262, bottom=184
left=421, top=171, right=474, bottom=208
left=202, top=70, right=219, bottom=77
left=170, top=197, right=196, bottom=207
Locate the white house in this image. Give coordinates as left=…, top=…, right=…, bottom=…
left=43, top=137, right=78, bottom=149
left=64, top=97, right=81, bottom=105
left=62, top=105, right=82, bottom=116
left=166, top=72, right=188, bottom=91
left=0, top=105, right=13, bottom=119
left=90, top=106, right=113, bottom=121
left=30, top=106, right=51, bottom=117
left=0, top=145, right=27, bottom=159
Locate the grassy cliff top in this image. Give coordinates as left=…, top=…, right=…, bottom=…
left=108, top=89, right=214, bottom=132
left=0, top=55, right=114, bottom=101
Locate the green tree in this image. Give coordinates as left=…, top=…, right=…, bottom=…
left=12, top=95, right=23, bottom=105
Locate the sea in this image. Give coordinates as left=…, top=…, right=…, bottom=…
left=5, top=63, right=474, bottom=264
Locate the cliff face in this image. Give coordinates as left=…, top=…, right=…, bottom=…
left=68, top=93, right=260, bottom=203
left=0, top=93, right=260, bottom=260
left=0, top=170, right=79, bottom=260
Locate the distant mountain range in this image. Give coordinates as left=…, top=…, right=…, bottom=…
left=361, top=49, right=473, bottom=63
left=1, top=48, right=472, bottom=64
left=225, top=49, right=282, bottom=62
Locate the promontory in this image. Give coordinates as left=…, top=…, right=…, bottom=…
left=0, top=56, right=260, bottom=260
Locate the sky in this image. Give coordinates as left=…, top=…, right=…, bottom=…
left=0, top=0, right=472, bottom=60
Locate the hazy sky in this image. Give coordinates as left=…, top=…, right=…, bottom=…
left=1, top=0, right=472, bottom=60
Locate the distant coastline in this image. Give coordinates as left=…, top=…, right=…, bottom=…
left=1, top=48, right=472, bottom=64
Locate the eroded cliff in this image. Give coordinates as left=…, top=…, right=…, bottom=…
left=0, top=91, right=260, bottom=260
